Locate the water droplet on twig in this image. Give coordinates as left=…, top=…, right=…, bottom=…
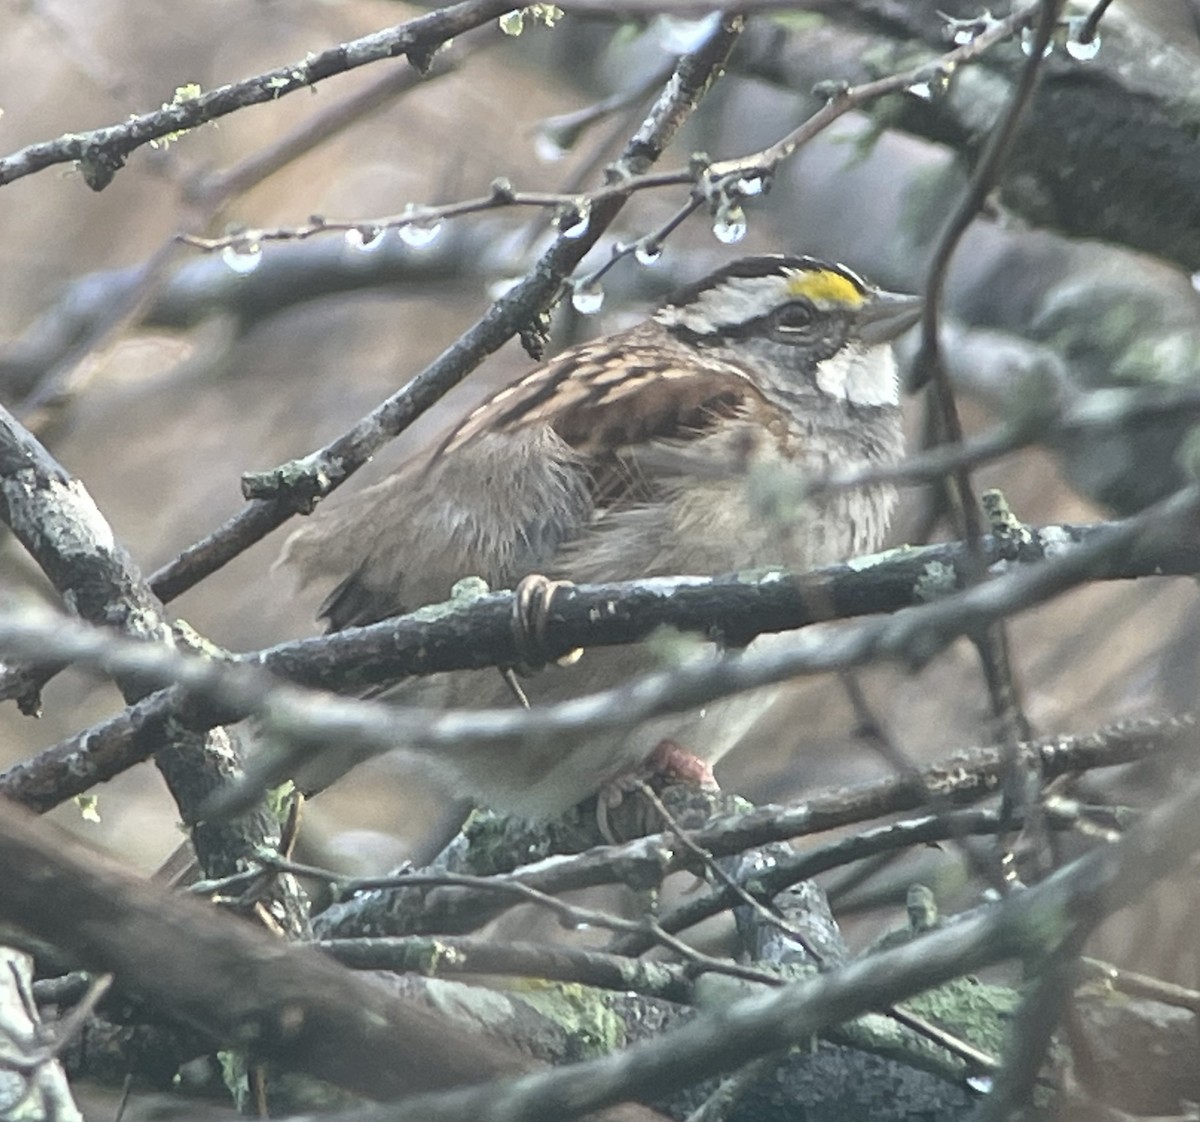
left=571, top=281, right=605, bottom=315
left=735, top=174, right=767, bottom=198
left=712, top=204, right=747, bottom=245
left=534, top=129, right=569, bottom=162
left=221, top=241, right=262, bottom=274
left=905, top=63, right=953, bottom=102
left=345, top=226, right=384, bottom=252
left=945, top=10, right=996, bottom=45
left=653, top=12, right=721, bottom=53
left=1065, top=16, right=1101, bottom=60
left=634, top=239, right=663, bottom=266
left=1020, top=26, right=1054, bottom=57
left=556, top=199, right=591, bottom=240
left=399, top=218, right=443, bottom=248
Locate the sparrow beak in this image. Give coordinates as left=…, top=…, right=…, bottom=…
left=856, top=289, right=924, bottom=346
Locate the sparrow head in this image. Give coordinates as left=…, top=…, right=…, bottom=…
left=653, top=254, right=922, bottom=410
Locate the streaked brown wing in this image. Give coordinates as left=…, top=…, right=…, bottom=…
left=439, top=328, right=767, bottom=475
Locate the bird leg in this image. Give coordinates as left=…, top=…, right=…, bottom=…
left=499, top=667, right=532, bottom=708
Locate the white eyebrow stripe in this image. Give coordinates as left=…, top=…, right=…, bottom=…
left=653, top=275, right=787, bottom=334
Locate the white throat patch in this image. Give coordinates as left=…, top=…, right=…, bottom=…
left=814, top=344, right=899, bottom=408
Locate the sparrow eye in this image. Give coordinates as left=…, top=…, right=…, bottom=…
left=770, top=302, right=816, bottom=340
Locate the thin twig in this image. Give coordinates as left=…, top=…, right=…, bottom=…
left=0, top=0, right=520, bottom=188
left=637, top=782, right=827, bottom=963
left=1078, top=0, right=1116, bottom=44
left=912, top=0, right=1064, bottom=847
left=256, top=853, right=788, bottom=988
left=886, top=1005, right=998, bottom=1076
left=1078, top=956, right=1200, bottom=1013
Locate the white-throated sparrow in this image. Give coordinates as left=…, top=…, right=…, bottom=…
left=278, top=254, right=920, bottom=818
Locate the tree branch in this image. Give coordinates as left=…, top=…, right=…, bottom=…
left=0, top=406, right=304, bottom=933
left=2, top=503, right=1197, bottom=814
left=0, top=0, right=520, bottom=189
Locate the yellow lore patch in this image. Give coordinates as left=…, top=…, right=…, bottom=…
left=785, top=268, right=865, bottom=308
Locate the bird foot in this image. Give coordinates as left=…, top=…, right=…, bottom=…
left=595, top=739, right=719, bottom=842
left=499, top=574, right=581, bottom=704
left=509, top=573, right=581, bottom=674
left=647, top=737, right=718, bottom=789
